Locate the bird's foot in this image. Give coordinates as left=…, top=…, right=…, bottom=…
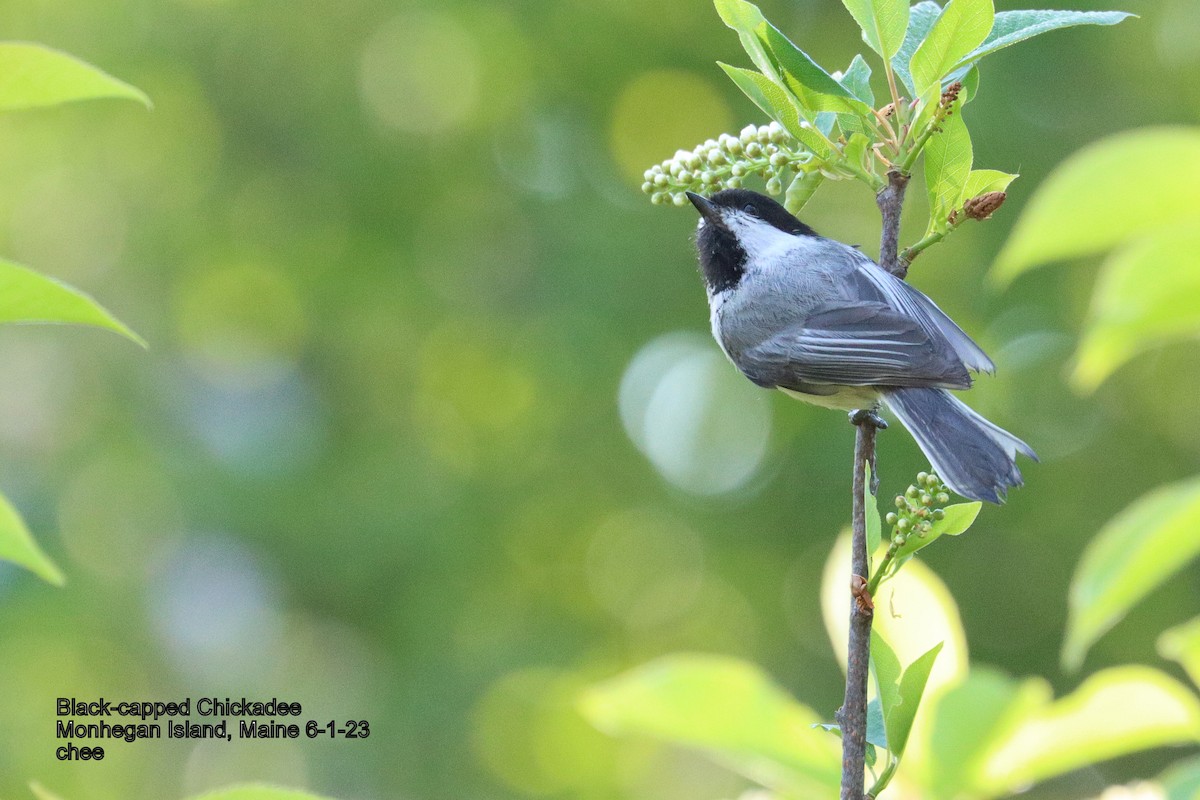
left=848, top=408, right=888, bottom=430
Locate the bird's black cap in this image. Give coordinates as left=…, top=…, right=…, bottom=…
left=701, top=188, right=818, bottom=236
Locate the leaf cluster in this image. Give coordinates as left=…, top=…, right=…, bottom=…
left=645, top=0, right=1130, bottom=265
left=0, top=43, right=147, bottom=586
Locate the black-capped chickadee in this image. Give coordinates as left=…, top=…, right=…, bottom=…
left=687, top=188, right=1036, bottom=503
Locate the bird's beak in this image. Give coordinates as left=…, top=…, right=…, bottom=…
left=686, top=191, right=720, bottom=224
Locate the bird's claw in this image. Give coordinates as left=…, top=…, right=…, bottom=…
left=848, top=409, right=888, bottom=430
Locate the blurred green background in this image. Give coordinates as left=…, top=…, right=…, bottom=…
left=0, top=0, right=1198, bottom=797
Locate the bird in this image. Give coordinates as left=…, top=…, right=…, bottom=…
left=686, top=188, right=1035, bottom=503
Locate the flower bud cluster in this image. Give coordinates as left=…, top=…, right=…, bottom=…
left=884, top=471, right=951, bottom=547
left=641, top=122, right=815, bottom=206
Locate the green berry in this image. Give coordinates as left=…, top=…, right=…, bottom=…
left=672, top=193, right=689, bottom=207
left=731, top=163, right=747, bottom=177
left=687, top=154, right=702, bottom=171
left=651, top=192, right=666, bottom=205
left=894, top=496, right=905, bottom=508
left=677, top=170, right=692, bottom=183
left=897, top=518, right=910, bottom=531
left=745, top=142, right=762, bottom=158
left=770, top=152, right=788, bottom=168
left=654, top=174, right=669, bottom=188
left=921, top=493, right=933, bottom=506
left=766, top=177, right=782, bottom=194
left=937, top=492, right=950, bottom=504
left=905, top=486, right=918, bottom=500
left=917, top=471, right=929, bottom=485
left=893, top=534, right=907, bottom=546
left=932, top=509, right=945, bottom=520
left=641, top=181, right=653, bottom=194
left=885, top=512, right=898, bottom=526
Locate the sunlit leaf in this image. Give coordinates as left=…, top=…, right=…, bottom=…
left=962, top=169, right=1015, bottom=199
left=28, top=782, right=66, bottom=800
left=922, top=667, right=1043, bottom=799
left=762, top=24, right=870, bottom=116
left=0, top=42, right=150, bottom=111
left=910, top=0, right=994, bottom=98
left=977, top=667, right=1200, bottom=794
left=581, top=655, right=841, bottom=796
left=187, top=787, right=338, bottom=800
left=949, top=9, right=1134, bottom=80
left=922, top=106, right=972, bottom=234
left=784, top=171, right=824, bottom=214
left=0, top=258, right=145, bottom=346
left=714, top=0, right=779, bottom=85
left=992, top=127, right=1200, bottom=284
left=891, top=1, right=943, bottom=96
left=1159, top=616, right=1200, bottom=692
left=841, top=0, right=910, bottom=60
left=823, top=532, right=968, bottom=697
left=0, top=490, right=64, bottom=586
left=718, top=64, right=832, bottom=157
left=1071, top=224, right=1200, bottom=391
left=1063, top=475, right=1200, bottom=671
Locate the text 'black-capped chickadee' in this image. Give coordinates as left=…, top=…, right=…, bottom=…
left=687, top=188, right=1036, bottom=503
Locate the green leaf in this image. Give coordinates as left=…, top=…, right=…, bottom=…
left=187, top=787, right=338, bottom=800
left=0, top=489, right=64, bottom=585
left=922, top=105, right=972, bottom=235
left=925, top=668, right=1039, bottom=799
left=1071, top=223, right=1200, bottom=391
left=0, top=258, right=145, bottom=346
left=890, top=641, right=943, bottom=758
left=959, top=64, right=980, bottom=103
left=1063, top=475, right=1200, bottom=671
left=891, top=1, right=943, bottom=97
left=1159, top=756, right=1200, bottom=800
left=717, top=64, right=832, bottom=157
left=839, top=54, right=874, bottom=106
left=890, top=501, right=981, bottom=571
left=762, top=24, right=871, bottom=116
left=910, top=0, right=994, bottom=98
left=581, top=655, right=841, bottom=796
left=962, top=168, right=1015, bottom=199
left=784, top=171, right=824, bottom=214
left=841, top=0, right=910, bottom=60
left=865, top=462, right=881, bottom=569
left=949, top=9, right=1134, bottom=80
left=871, top=630, right=903, bottom=743
left=0, top=42, right=150, bottom=112
left=714, top=0, right=779, bottom=85
left=866, top=698, right=888, bottom=749
left=992, top=127, right=1200, bottom=284
left=1160, top=617, right=1200, bottom=692
left=975, top=667, right=1200, bottom=795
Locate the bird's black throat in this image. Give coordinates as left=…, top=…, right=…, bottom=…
left=695, top=220, right=747, bottom=294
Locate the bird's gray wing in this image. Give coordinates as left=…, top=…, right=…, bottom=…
left=740, top=302, right=973, bottom=390
left=847, top=256, right=995, bottom=374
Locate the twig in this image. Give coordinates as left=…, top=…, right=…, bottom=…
left=839, top=169, right=910, bottom=800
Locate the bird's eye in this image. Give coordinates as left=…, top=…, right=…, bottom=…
left=742, top=203, right=758, bottom=216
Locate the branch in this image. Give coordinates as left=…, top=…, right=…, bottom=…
left=840, top=169, right=910, bottom=800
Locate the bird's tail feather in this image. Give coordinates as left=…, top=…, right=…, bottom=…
left=882, top=387, right=1037, bottom=504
